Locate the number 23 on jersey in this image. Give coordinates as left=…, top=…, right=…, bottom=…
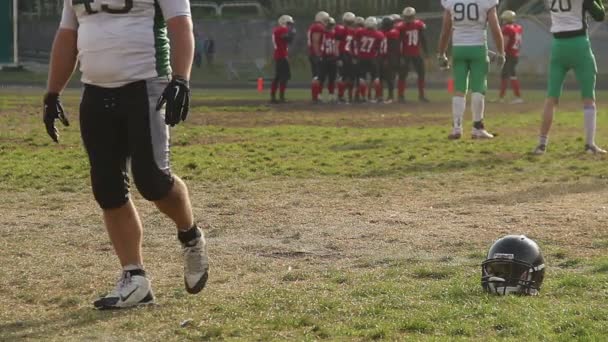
left=72, top=0, right=133, bottom=14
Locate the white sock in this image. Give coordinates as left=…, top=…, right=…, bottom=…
left=584, top=104, right=597, bottom=146
left=471, top=92, right=485, bottom=123
left=452, top=96, right=466, bottom=131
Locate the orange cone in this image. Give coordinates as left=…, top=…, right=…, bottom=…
left=257, top=77, right=264, bottom=93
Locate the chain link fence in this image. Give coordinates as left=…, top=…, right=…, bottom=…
left=13, top=1, right=608, bottom=81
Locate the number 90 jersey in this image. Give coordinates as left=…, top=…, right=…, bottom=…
left=59, top=0, right=191, bottom=88
left=442, top=0, right=499, bottom=46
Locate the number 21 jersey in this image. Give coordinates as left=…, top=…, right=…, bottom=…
left=441, top=0, right=499, bottom=46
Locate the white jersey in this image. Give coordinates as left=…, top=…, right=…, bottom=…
left=547, top=0, right=587, bottom=33
left=60, top=0, right=191, bottom=88
left=442, top=0, right=499, bottom=46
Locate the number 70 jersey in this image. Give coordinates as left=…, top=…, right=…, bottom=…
left=442, top=0, right=499, bottom=46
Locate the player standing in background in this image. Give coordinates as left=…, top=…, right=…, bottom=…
left=497, top=10, right=524, bottom=104
left=43, top=0, right=209, bottom=309
left=271, top=15, right=296, bottom=104
left=319, top=17, right=340, bottom=103
left=380, top=17, right=401, bottom=103
left=335, top=12, right=357, bottom=104
left=533, top=0, right=606, bottom=155
left=438, top=0, right=505, bottom=140
left=355, top=17, right=385, bottom=103
left=399, top=7, right=429, bottom=103
left=308, top=11, right=330, bottom=103
left=353, top=16, right=366, bottom=102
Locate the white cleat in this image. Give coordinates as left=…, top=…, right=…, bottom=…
left=585, top=144, right=607, bottom=155
left=93, top=270, right=155, bottom=310
left=448, top=128, right=462, bottom=140
left=384, top=98, right=393, bottom=104
left=472, top=128, right=494, bottom=139
left=533, top=144, right=547, bottom=155
left=183, top=228, right=209, bottom=294
left=510, top=97, right=524, bottom=104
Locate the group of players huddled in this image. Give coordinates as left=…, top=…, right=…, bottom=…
left=271, top=7, right=431, bottom=104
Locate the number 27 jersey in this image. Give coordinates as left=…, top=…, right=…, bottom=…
left=442, top=0, right=499, bottom=46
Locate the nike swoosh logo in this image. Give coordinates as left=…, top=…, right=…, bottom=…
left=120, top=287, right=139, bottom=302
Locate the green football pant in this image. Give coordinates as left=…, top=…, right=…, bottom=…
left=547, top=36, right=597, bottom=99
left=452, top=45, right=488, bottom=94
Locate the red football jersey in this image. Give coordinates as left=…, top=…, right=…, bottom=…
left=355, top=29, right=385, bottom=59
left=321, top=29, right=339, bottom=58
left=503, top=23, right=523, bottom=57
left=334, top=24, right=356, bottom=55
left=400, top=19, right=426, bottom=56
left=272, top=26, right=290, bottom=60
left=353, top=27, right=365, bottom=57
left=381, top=28, right=400, bottom=57
left=307, top=22, right=325, bottom=56
left=393, top=19, right=405, bottom=31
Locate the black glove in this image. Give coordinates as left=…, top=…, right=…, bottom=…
left=156, top=76, right=190, bottom=127
left=43, top=92, right=69, bottom=143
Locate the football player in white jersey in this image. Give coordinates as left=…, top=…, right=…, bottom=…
left=533, top=0, right=606, bottom=154
left=438, top=0, right=505, bottom=140
left=43, top=0, right=209, bottom=309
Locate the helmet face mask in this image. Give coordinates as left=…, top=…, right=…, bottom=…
left=481, top=235, right=545, bottom=296
left=482, top=258, right=544, bottom=295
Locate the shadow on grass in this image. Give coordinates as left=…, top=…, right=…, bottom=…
left=359, top=155, right=515, bottom=178
left=0, top=305, right=159, bottom=340
left=434, top=181, right=608, bottom=207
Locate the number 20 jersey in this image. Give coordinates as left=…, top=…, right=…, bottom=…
left=547, top=0, right=587, bottom=33
left=441, top=0, right=499, bottom=46
left=59, top=0, right=191, bottom=88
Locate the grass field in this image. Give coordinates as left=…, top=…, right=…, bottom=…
left=2, top=88, right=608, bottom=341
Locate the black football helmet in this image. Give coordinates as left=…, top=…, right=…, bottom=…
left=381, top=17, right=394, bottom=31
left=481, top=235, right=545, bottom=296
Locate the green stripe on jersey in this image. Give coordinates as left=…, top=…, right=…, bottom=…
left=154, top=1, right=171, bottom=77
